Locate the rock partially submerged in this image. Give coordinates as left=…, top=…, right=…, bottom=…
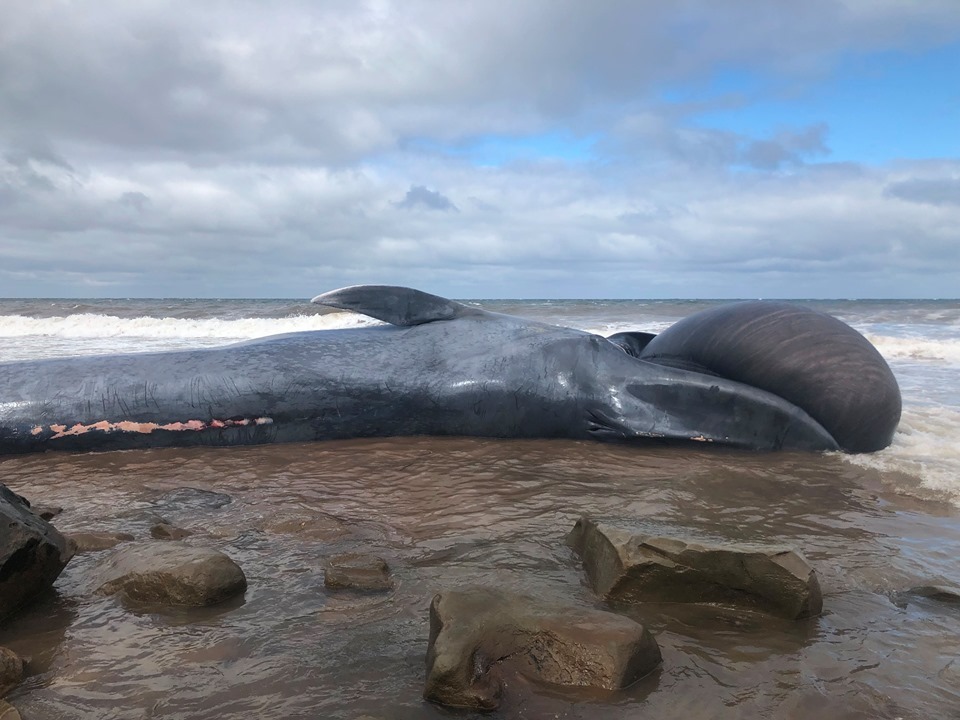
left=567, top=517, right=822, bottom=620
left=94, top=541, right=246, bottom=607
left=0, top=647, right=23, bottom=697
left=67, top=531, right=136, bottom=553
left=0, top=485, right=74, bottom=623
left=150, top=523, right=193, bottom=541
left=30, top=506, right=63, bottom=522
left=424, top=586, right=661, bottom=710
left=324, top=553, right=393, bottom=592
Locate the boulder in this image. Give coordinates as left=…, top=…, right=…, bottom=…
left=0, top=700, right=20, bottom=720
left=0, top=485, right=74, bottom=623
left=150, top=523, right=193, bottom=541
left=567, top=517, right=822, bottom=619
left=67, top=531, right=135, bottom=553
left=0, top=647, right=22, bottom=697
left=324, top=553, right=392, bottom=592
left=95, top=542, right=246, bottom=607
left=424, top=586, right=661, bottom=710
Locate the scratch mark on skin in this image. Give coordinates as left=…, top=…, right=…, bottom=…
left=42, top=417, right=274, bottom=439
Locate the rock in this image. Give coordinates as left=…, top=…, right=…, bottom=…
left=31, top=506, right=63, bottom=521
left=150, top=523, right=193, bottom=541
left=324, top=553, right=392, bottom=591
left=0, top=647, right=23, bottom=697
left=909, top=584, right=960, bottom=603
left=0, top=700, right=20, bottom=720
left=567, top=517, right=822, bottom=620
left=262, top=512, right=350, bottom=542
left=0, top=485, right=75, bottom=623
left=424, top=586, right=661, bottom=710
left=67, top=531, right=136, bottom=553
left=95, top=541, right=246, bottom=607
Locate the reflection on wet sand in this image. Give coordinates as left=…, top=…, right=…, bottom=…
left=2, top=437, right=960, bottom=719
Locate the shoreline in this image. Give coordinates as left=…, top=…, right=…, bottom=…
left=2, top=437, right=959, bottom=718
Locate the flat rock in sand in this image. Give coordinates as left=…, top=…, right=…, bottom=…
left=94, top=541, right=246, bottom=607
left=324, top=553, right=392, bottom=591
left=567, top=516, right=822, bottom=620
left=67, top=531, right=136, bottom=553
left=0, top=485, right=74, bottom=623
left=424, top=586, right=661, bottom=710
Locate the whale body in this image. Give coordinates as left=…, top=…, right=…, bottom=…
left=0, top=286, right=900, bottom=455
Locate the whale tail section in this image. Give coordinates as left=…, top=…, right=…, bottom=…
left=311, top=285, right=484, bottom=327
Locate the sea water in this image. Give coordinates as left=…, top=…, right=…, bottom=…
left=1, top=298, right=959, bottom=719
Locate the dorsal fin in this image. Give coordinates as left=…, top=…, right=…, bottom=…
left=311, top=285, right=482, bottom=326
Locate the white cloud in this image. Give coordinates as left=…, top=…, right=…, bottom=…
left=0, top=1, right=959, bottom=297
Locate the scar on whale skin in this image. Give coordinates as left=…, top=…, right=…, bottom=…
left=35, top=417, right=274, bottom=440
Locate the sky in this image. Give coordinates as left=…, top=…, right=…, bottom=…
left=1, top=1, right=959, bottom=299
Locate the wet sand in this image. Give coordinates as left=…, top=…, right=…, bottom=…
left=2, top=438, right=959, bottom=719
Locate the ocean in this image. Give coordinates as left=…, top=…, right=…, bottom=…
left=1, top=297, right=959, bottom=718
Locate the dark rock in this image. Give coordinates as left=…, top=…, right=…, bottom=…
left=0, top=647, right=22, bottom=697
left=31, top=506, right=63, bottom=522
left=567, top=516, right=822, bottom=620
left=67, top=531, right=136, bottom=553
left=909, top=584, right=960, bottom=603
left=0, top=700, right=20, bottom=719
left=0, top=485, right=74, bottom=623
left=95, top=541, right=246, bottom=607
left=424, top=586, right=661, bottom=710
left=150, top=523, right=193, bottom=541
left=324, top=553, right=392, bottom=592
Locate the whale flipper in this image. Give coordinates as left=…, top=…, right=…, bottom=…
left=311, top=285, right=483, bottom=326
left=606, top=331, right=657, bottom=357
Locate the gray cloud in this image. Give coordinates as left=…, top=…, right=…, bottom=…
left=885, top=177, right=960, bottom=206
left=607, top=116, right=831, bottom=170
left=741, top=124, right=829, bottom=170
left=397, top=185, right=458, bottom=212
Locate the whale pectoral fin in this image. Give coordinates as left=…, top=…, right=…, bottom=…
left=311, top=285, right=483, bottom=326
left=606, top=331, right=657, bottom=358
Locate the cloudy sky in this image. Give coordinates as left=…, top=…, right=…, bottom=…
left=1, top=1, right=959, bottom=299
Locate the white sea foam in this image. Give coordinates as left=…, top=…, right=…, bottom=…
left=0, top=312, right=384, bottom=362
left=843, top=404, right=960, bottom=506
left=0, top=312, right=379, bottom=340
left=866, top=334, right=960, bottom=365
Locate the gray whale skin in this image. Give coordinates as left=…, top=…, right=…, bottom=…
left=0, top=285, right=900, bottom=455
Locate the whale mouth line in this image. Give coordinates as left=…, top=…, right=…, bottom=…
left=35, top=416, right=275, bottom=439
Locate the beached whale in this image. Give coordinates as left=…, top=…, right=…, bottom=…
left=0, top=286, right=900, bottom=455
